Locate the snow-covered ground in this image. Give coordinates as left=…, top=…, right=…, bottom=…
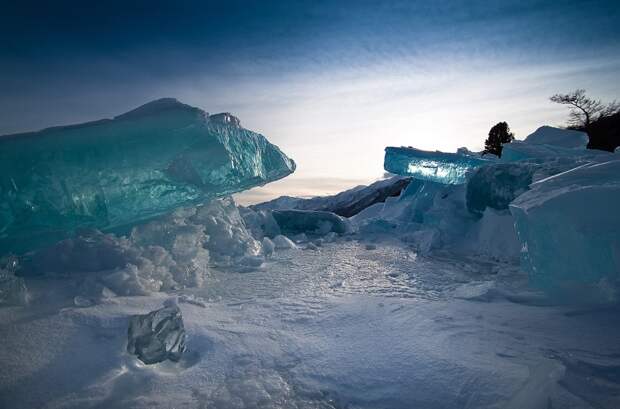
left=2, top=237, right=619, bottom=409
left=1, top=116, right=619, bottom=409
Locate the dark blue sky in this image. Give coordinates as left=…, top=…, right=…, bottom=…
left=1, top=1, right=619, bottom=198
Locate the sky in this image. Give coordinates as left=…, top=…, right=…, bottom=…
left=1, top=0, right=619, bottom=203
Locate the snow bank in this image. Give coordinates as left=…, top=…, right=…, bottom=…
left=523, top=126, right=588, bottom=149
left=501, top=127, right=613, bottom=163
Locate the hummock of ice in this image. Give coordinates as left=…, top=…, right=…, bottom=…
left=0, top=98, right=295, bottom=255
left=127, top=302, right=186, bottom=364
left=501, top=141, right=611, bottom=162
left=500, top=127, right=613, bottom=163
left=510, top=160, right=620, bottom=302
left=500, top=126, right=594, bottom=162
left=271, top=209, right=351, bottom=236
left=384, top=147, right=492, bottom=184
left=523, top=126, right=588, bottom=148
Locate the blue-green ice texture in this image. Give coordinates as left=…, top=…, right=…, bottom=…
left=384, top=147, right=492, bottom=185
left=509, top=160, right=620, bottom=303
left=0, top=98, right=295, bottom=255
left=466, top=163, right=537, bottom=215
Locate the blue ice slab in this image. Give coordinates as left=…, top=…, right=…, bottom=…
left=384, top=147, right=492, bottom=185
left=510, top=160, right=620, bottom=303
left=0, top=98, right=295, bottom=255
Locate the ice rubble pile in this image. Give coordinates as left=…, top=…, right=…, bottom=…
left=0, top=98, right=295, bottom=255
left=16, top=191, right=349, bottom=296
left=369, top=126, right=619, bottom=301
left=19, top=197, right=268, bottom=295
left=127, top=301, right=186, bottom=364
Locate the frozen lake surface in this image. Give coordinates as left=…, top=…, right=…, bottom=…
left=1, top=238, right=619, bottom=408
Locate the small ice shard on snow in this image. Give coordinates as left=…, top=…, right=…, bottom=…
left=271, top=209, right=351, bottom=236
left=127, top=303, right=186, bottom=364
left=0, top=98, right=295, bottom=255
left=510, top=160, right=620, bottom=302
left=384, top=147, right=491, bottom=184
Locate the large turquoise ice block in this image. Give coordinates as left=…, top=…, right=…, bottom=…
left=0, top=98, right=295, bottom=255
left=384, top=147, right=491, bottom=184
left=509, top=160, right=620, bottom=303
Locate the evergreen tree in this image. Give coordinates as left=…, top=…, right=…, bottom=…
left=483, top=122, right=514, bottom=157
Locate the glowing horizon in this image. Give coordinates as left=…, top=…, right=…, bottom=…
left=2, top=1, right=619, bottom=202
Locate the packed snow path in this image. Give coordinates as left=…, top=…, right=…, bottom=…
left=1, top=239, right=619, bottom=409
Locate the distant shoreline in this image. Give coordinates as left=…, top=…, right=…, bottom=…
left=234, top=174, right=384, bottom=206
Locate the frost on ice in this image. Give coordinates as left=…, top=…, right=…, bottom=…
left=0, top=98, right=295, bottom=255
left=127, top=302, right=186, bottom=364
left=384, top=146, right=492, bottom=184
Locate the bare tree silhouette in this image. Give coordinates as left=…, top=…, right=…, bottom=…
left=550, top=89, right=620, bottom=151
left=550, top=89, right=619, bottom=128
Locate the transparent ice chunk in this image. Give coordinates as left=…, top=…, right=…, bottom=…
left=384, top=147, right=491, bottom=184
left=0, top=98, right=295, bottom=255
left=127, top=303, right=186, bottom=364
